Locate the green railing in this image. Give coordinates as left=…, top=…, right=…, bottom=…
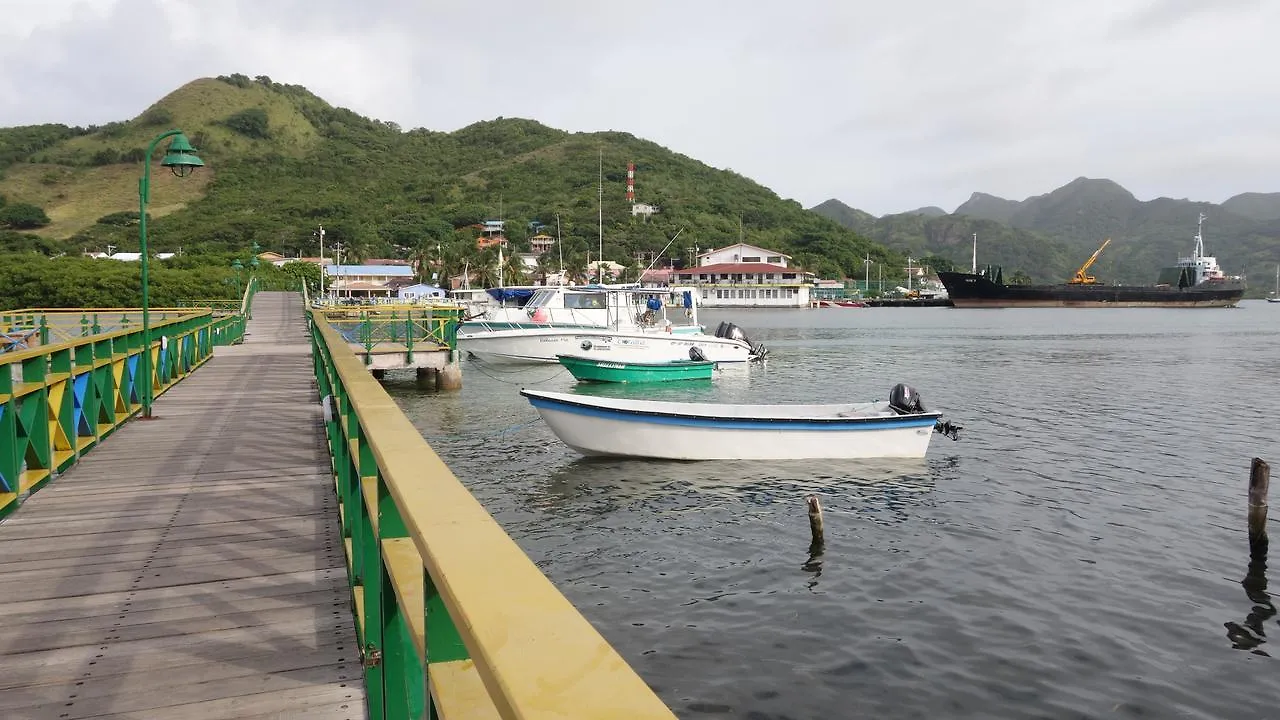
left=0, top=309, right=247, bottom=519
left=308, top=309, right=676, bottom=720
left=316, top=306, right=460, bottom=365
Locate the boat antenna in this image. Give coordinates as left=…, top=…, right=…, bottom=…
left=643, top=226, right=686, bottom=274
left=1195, top=212, right=1207, bottom=259
left=597, top=148, right=604, bottom=285
left=555, top=212, right=565, bottom=286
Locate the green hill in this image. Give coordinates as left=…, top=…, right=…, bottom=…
left=0, top=74, right=899, bottom=290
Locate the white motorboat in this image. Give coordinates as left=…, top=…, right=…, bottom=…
left=458, top=285, right=766, bottom=364
left=521, top=384, right=960, bottom=460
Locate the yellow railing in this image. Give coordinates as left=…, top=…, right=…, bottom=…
left=309, top=309, right=675, bottom=719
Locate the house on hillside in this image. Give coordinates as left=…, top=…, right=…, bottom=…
left=631, top=202, right=659, bottom=220
left=476, top=234, right=508, bottom=250
left=529, top=233, right=556, bottom=254
left=672, top=242, right=814, bottom=307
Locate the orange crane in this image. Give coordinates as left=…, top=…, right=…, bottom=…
left=1068, top=238, right=1112, bottom=284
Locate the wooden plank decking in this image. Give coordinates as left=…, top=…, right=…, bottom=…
left=0, top=293, right=364, bottom=720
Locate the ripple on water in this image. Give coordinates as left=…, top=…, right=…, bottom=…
left=392, top=306, right=1280, bottom=719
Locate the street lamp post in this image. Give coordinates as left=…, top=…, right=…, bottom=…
left=138, top=130, right=203, bottom=419
left=232, top=259, right=244, bottom=298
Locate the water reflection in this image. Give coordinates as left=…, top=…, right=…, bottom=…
left=1226, top=529, right=1277, bottom=656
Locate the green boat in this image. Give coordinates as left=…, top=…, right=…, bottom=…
left=555, top=354, right=715, bottom=383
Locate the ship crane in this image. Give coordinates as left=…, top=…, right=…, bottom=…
left=1068, top=238, right=1112, bottom=284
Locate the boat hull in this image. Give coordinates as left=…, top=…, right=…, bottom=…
left=459, top=327, right=754, bottom=365
left=938, top=272, right=1245, bottom=308
left=521, top=391, right=940, bottom=460
left=556, top=354, right=714, bottom=383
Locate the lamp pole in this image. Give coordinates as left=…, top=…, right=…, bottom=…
left=863, top=253, right=872, bottom=295
left=138, top=129, right=202, bottom=419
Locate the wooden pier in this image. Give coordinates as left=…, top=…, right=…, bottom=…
left=0, top=293, right=362, bottom=719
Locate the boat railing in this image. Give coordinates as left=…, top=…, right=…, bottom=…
left=307, top=310, right=677, bottom=719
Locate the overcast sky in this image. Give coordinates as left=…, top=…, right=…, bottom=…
left=1, top=0, right=1275, bottom=216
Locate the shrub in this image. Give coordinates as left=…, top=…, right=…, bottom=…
left=0, top=202, right=52, bottom=229
left=223, top=108, right=270, bottom=139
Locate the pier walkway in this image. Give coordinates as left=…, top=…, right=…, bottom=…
left=0, top=293, right=362, bottom=719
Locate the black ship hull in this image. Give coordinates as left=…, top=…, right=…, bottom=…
left=938, top=272, right=1245, bottom=308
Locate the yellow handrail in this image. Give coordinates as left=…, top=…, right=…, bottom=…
left=312, top=311, right=675, bottom=719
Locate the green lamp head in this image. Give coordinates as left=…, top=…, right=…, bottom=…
left=232, top=259, right=244, bottom=271
left=161, top=133, right=204, bottom=178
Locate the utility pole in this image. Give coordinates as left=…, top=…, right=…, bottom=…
left=315, top=224, right=325, bottom=298
left=906, top=257, right=915, bottom=292
left=863, top=253, right=872, bottom=295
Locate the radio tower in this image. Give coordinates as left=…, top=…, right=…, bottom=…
left=626, top=162, right=635, bottom=204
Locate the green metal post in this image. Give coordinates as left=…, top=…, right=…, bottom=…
left=38, top=315, right=49, bottom=346
left=140, top=130, right=180, bottom=418
left=138, top=128, right=201, bottom=417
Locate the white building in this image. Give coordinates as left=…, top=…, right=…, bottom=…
left=325, top=264, right=415, bottom=298
left=396, top=283, right=447, bottom=302
left=631, top=202, right=659, bottom=219
left=670, top=243, right=815, bottom=307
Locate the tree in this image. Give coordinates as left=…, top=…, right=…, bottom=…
left=279, top=260, right=321, bottom=290
left=223, top=108, right=270, bottom=139
left=0, top=202, right=51, bottom=229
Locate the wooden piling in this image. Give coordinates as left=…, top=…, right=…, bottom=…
left=805, top=494, right=825, bottom=547
left=1250, top=457, right=1270, bottom=540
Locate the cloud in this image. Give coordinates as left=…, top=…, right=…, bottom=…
left=1, top=0, right=1277, bottom=216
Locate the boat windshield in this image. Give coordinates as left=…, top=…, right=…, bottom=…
left=525, top=289, right=559, bottom=309
left=564, top=292, right=607, bottom=310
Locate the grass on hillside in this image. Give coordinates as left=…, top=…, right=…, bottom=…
left=3, top=162, right=213, bottom=238
left=0, top=77, right=317, bottom=238
left=46, top=78, right=320, bottom=163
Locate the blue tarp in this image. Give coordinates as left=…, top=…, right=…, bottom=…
left=485, top=288, right=536, bottom=304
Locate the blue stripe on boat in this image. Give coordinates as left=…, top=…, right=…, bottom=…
left=524, top=394, right=940, bottom=432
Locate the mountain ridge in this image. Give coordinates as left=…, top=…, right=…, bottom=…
left=812, top=178, right=1280, bottom=292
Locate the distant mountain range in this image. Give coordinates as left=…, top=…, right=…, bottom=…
left=811, top=178, right=1280, bottom=292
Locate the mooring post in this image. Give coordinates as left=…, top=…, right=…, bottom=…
left=1250, top=457, right=1270, bottom=542
left=806, top=494, right=825, bottom=548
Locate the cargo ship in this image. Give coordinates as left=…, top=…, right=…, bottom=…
left=937, top=214, right=1246, bottom=308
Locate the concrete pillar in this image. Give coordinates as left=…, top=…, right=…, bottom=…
left=415, top=367, right=438, bottom=391
left=437, top=362, right=463, bottom=391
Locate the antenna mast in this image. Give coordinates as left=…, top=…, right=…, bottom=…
left=971, top=232, right=977, bottom=274
left=1195, top=212, right=1207, bottom=258
left=597, top=149, right=604, bottom=284
left=555, top=213, right=565, bottom=286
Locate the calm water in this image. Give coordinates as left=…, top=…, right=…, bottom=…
left=384, top=302, right=1280, bottom=719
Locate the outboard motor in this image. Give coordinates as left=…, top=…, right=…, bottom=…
left=689, top=346, right=708, bottom=362
left=714, top=321, right=768, bottom=361
left=888, top=383, right=927, bottom=415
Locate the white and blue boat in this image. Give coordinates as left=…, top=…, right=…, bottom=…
left=520, top=384, right=957, bottom=460
left=458, top=285, right=766, bottom=365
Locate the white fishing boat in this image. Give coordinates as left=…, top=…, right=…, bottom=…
left=521, top=384, right=960, bottom=460
left=458, top=285, right=766, bottom=364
